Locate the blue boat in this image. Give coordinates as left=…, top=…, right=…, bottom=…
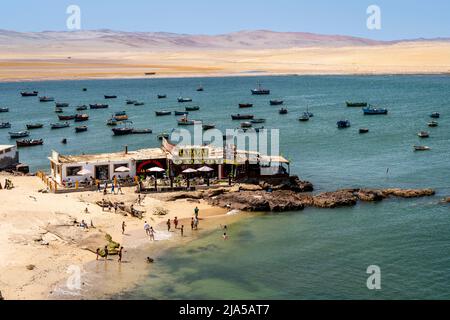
left=337, top=120, right=351, bottom=128
left=363, top=106, right=388, bottom=115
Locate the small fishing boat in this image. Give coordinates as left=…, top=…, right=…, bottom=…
left=26, top=123, right=44, bottom=130
left=418, top=131, right=430, bottom=138
left=299, top=114, right=310, bottom=122
left=337, top=120, right=351, bottom=128
left=0, top=107, right=9, bottom=113
left=363, top=106, right=388, bottom=115
left=185, top=106, right=200, bottom=112
left=58, top=115, right=76, bottom=121
left=251, top=118, right=266, bottom=124
left=16, top=139, right=44, bottom=147
left=251, top=83, right=270, bottom=95
left=132, top=129, right=153, bottom=134
left=55, top=102, right=69, bottom=108
left=104, top=95, right=117, bottom=99
left=156, top=111, right=172, bottom=116
left=270, top=100, right=284, bottom=106
left=107, top=119, right=119, bottom=126
left=134, top=102, right=145, bottom=106
left=255, top=126, right=265, bottom=133
left=82, top=88, right=87, bottom=92
left=231, top=114, right=254, bottom=120
left=112, top=127, right=134, bottom=136
left=20, top=91, right=38, bottom=97
left=178, top=116, right=196, bottom=126
left=113, top=111, right=128, bottom=121
left=54, top=107, right=63, bottom=113
left=279, top=108, right=288, bottom=114
left=346, top=102, right=368, bottom=107
left=51, top=122, right=70, bottom=129
left=39, top=96, right=55, bottom=102
left=0, top=122, right=11, bottom=129
left=428, top=121, right=439, bottom=127
left=157, top=94, right=167, bottom=99
left=9, top=131, right=30, bottom=138
left=175, top=111, right=189, bottom=116
left=75, top=114, right=89, bottom=122
left=76, top=105, right=88, bottom=111
left=239, top=103, right=253, bottom=108
left=61, top=138, right=68, bottom=144
left=202, top=124, right=216, bottom=130
left=178, top=97, right=193, bottom=103
left=414, top=146, right=431, bottom=152
left=126, top=100, right=137, bottom=105
left=75, top=126, right=88, bottom=133
left=430, top=112, right=440, bottom=119
left=90, top=104, right=109, bottom=109
left=197, top=86, right=204, bottom=92
left=359, top=128, right=370, bottom=134
left=241, top=122, right=253, bottom=128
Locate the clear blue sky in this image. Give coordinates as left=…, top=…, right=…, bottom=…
left=0, top=0, right=449, bottom=40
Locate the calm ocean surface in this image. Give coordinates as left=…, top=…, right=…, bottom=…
left=1, top=75, right=449, bottom=299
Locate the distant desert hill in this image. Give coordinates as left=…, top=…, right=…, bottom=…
left=0, top=29, right=449, bottom=81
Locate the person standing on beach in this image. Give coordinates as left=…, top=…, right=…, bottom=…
left=96, top=248, right=100, bottom=260
left=180, top=225, right=184, bottom=237
left=191, top=218, right=195, bottom=230
left=118, top=247, right=124, bottom=263
left=166, top=219, right=171, bottom=232
left=194, top=217, right=199, bottom=230
left=111, top=183, right=115, bottom=195
left=114, top=203, right=118, bottom=214
left=138, top=194, right=142, bottom=205
left=122, top=221, right=126, bottom=235
left=194, top=206, right=200, bottom=220
left=97, top=181, right=101, bottom=192
left=149, top=227, right=156, bottom=241
left=117, top=182, right=123, bottom=195
left=144, top=221, right=150, bottom=236
left=174, top=217, right=179, bottom=229
left=104, top=245, right=109, bottom=261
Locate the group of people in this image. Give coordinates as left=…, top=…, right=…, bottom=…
left=0, top=178, right=14, bottom=190
left=98, top=179, right=124, bottom=196
left=96, top=246, right=125, bottom=263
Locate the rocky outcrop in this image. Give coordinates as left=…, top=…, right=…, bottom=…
left=381, top=188, right=435, bottom=198
left=312, top=190, right=358, bottom=208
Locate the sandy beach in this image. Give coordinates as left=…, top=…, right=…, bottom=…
left=1, top=42, right=450, bottom=82
left=0, top=173, right=238, bottom=300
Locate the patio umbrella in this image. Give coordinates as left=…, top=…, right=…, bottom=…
left=77, top=168, right=92, bottom=176
left=115, top=166, right=130, bottom=173
left=147, top=167, right=165, bottom=190
left=182, top=168, right=197, bottom=189
left=197, top=166, right=214, bottom=186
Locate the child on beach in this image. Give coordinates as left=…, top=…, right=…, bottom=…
left=180, top=225, right=184, bottom=237
left=191, top=218, right=195, bottom=230
left=96, top=248, right=100, bottom=260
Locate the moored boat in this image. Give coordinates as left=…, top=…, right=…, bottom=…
left=54, top=107, right=63, bottom=113
left=202, top=124, right=216, bottom=130
left=55, top=102, right=69, bottom=108
left=75, top=114, right=89, bottom=122
left=76, top=105, right=88, bottom=111
left=185, top=106, right=200, bottom=112
left=414, top=146, right=431, bottom=151
left=0, top=107, right=9, bottom=113
left=279, top=108, right=288, bottom=114
left=428, top=121, right=438, bottom=127
left=251, top=83, right=270, bottom=95
left=175, top=111, right=189, bottom=116
left=346, top=102, right=368, bottom=107
left=112, top=127, right=134, bottom=136
left=156, top=111, right=172, bottom=116
left=157, top=132, right=170, bottom=140
left=197, top=86, right=204, bottom=92
left=90, top=104, right=109, bottom=109
left=231, top=114, right=254, bottom=120
left=430, top=112, right=440, bottom=119
left=251, top=118, right=266, bottom=124
left=359, top=128, right=370, bottom=134
left=26, top=123, right=44, bottom=130
left=20, top=91, right=39, bottom=97
left=241, top=122, right=253, bottom=128
left=39, top=96, right=55, bottom=102
left=337, top=120, right=351, bottom=128
left=104, top=95, right=117, bottom=99
left=270, top=100, right=284, bottom=106
left=9, top=131, right=30, bottom=138
left=363, top=106, right=388, bottom=115
left=16, top=139, right=44, bottom=147
left=75, top=126, right=88, bottom=133
left=134, top=102, right=145, bottom=106
left=0, top=122, right=11, bottom=129
left=178, top=117, right=197, bottom=126
left=299, top=114, right=310, bottom=122
left=107, top=119, right=118, bottom=126
left=113, top=111, right=128, bottom=121
left=178, top=97, right=193, bottom=103
left=58, top=115, right=76, bottom=121
left=132, top=129, right=153, bottom=134
left=157, top=94, right=167, bottom=99
left=126, top=100, right=137, bottom=105
left=239, top=103, right=253, bottom=108
left=418, top=131, right=430, bottom=138
left=51, top=122, right=70, bottom=129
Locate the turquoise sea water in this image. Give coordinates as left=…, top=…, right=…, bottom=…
left=1, top=75, right=449, bottom=299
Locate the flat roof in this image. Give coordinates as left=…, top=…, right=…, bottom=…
left=0, top=145, right=15, bottom=151
left=54, top=148, right=168, bottom=164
